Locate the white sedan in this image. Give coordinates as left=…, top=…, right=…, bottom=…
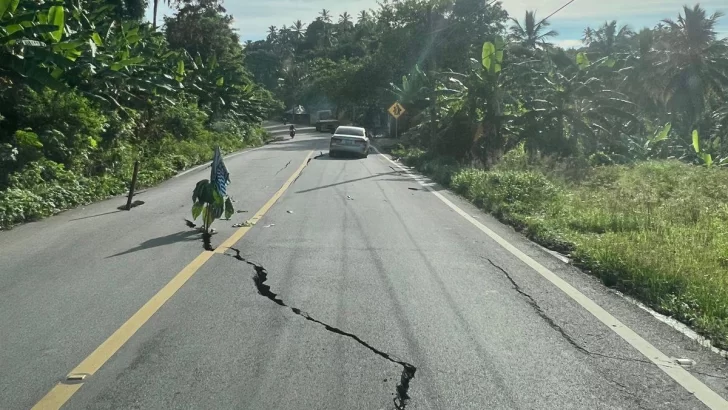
left=329, top=126, right=371, bottom=158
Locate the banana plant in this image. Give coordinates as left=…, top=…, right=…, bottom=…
left=0, top=0, right=77, bottom=90
left=191, top=179, right=234, bottom=248
left=691, top=129, right=713, bottom=167
left=475, top=36, right=507, bottom=167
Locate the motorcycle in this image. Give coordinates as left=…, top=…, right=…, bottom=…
left=289, top=127, right=296, bottom=138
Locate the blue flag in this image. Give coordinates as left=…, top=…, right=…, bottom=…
left=210, top=146, right=230, bottom=197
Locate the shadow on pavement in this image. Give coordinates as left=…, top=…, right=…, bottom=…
left=263, top=138, right=326, bottom=152
left=312, top=153, right=361, bottom=161
left=69, top=210, right=124, bottom=221
left=374, top=177, right=448, bottom=192
left=294, top=171, right=403, bottom=194
left=106, top=230, right=199, bottom=258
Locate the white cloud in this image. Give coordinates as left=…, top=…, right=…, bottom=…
left=554, top=39, right=583, bottom=49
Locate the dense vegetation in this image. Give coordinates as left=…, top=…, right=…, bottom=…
left=248, top=1, right=728, bottom=348
left=0, top=0, right=277, bottom=228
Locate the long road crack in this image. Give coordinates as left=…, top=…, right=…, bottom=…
left=292, top=152, right=324, bottom=184
left=486, top=259, right=590, bottom=355
left=227, top=247, right=417, bottom=409
left=275, top=160, right=292, bottom=176
left=487, top=257, right=728, bottom=402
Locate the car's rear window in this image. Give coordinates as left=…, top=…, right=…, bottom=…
left=336, top=127, right=365, bottom=136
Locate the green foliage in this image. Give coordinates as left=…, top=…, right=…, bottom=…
left=250, top=1, right=727, bottom=168
left=191, top=176, right=234, bottom=237
left=0, top=0, right=276, bottom=229
left=481, top=36, right=504, bottom=74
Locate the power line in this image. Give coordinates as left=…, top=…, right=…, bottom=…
left=536, top=0, right=577, bottom=28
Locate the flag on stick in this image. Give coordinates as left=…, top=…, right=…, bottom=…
left=210, top=146, right=230, bottom=196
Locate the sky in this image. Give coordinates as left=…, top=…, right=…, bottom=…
left=145, top=0, right=728, bottom=47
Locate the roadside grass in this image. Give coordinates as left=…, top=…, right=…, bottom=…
left=391, top=145, right=728, bottom=349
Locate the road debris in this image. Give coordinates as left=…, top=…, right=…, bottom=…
left=675, top=358, right=696, bottom=367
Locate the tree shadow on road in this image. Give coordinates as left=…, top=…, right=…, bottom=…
left=106, top=230, right=199, bottom=258
left=294, top=171, right=405, bottom=194
left=69, top=210, right=124, bottom=221
left=263, top=137, right=330, bottom=152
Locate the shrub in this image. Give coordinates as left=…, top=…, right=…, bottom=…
left=14, top=88, right=106, bottom=171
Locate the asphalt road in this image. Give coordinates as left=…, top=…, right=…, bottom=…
left=1, top=123, right=727, bottom=409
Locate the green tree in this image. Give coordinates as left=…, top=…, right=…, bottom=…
left=660, top=5, right=728, bottom=132
left=508, top=11, right=558, bottom=50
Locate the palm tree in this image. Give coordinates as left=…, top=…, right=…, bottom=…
left=662, top=5, right=723, bottom=55
left=339, top=12, right=353, bottom=32
left=620, top=28, right=665, bottom=114
left=589, top=21, right=634, bottom=55
left=291, top=20, right=307, bottom=40
left=509, top=11, right=558, bottom=50
left=357, top=10, right=370, bottom=25
left=582, top=27, right=595, bottom=46
left=267, top=25, right=278, bottom=43
left=660, top=5, right=728, bottom=129
left=319, top=9, right=332, bottom=23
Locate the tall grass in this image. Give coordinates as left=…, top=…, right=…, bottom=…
left=393, top=147, right=728, bottom=349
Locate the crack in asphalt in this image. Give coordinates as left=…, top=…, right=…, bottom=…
left=487, top=259, right=590, bottom=355
left=275, top=160, right=292, bottom=176
left=488, top=259, right=655, bottom=407
left=487, top=257, right=728, bottom=399
left=227, top=247, right=417, bottom=409
left=291, top=152, right=323, bottom=184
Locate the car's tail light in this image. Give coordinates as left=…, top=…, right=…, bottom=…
left=331, top=137, right=341, bottom=143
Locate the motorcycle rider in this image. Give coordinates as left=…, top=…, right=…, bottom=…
left=289, top=124, right=296, bottom=138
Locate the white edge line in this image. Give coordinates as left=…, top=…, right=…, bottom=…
left=372, top=147, right=728, bottom=409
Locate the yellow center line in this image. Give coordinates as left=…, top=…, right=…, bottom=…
left=32, top=150, right=314, bottom=410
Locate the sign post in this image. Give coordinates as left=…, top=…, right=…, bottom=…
left=388, top=102, right=406, bottom=139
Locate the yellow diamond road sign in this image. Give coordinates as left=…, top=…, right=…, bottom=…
left=388, top=102, right=406, bottom=119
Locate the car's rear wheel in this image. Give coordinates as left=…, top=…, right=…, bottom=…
left=329, top=150, right=337, bottom=158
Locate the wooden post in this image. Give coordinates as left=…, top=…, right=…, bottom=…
left=125, top=160, right=140, bottom=211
